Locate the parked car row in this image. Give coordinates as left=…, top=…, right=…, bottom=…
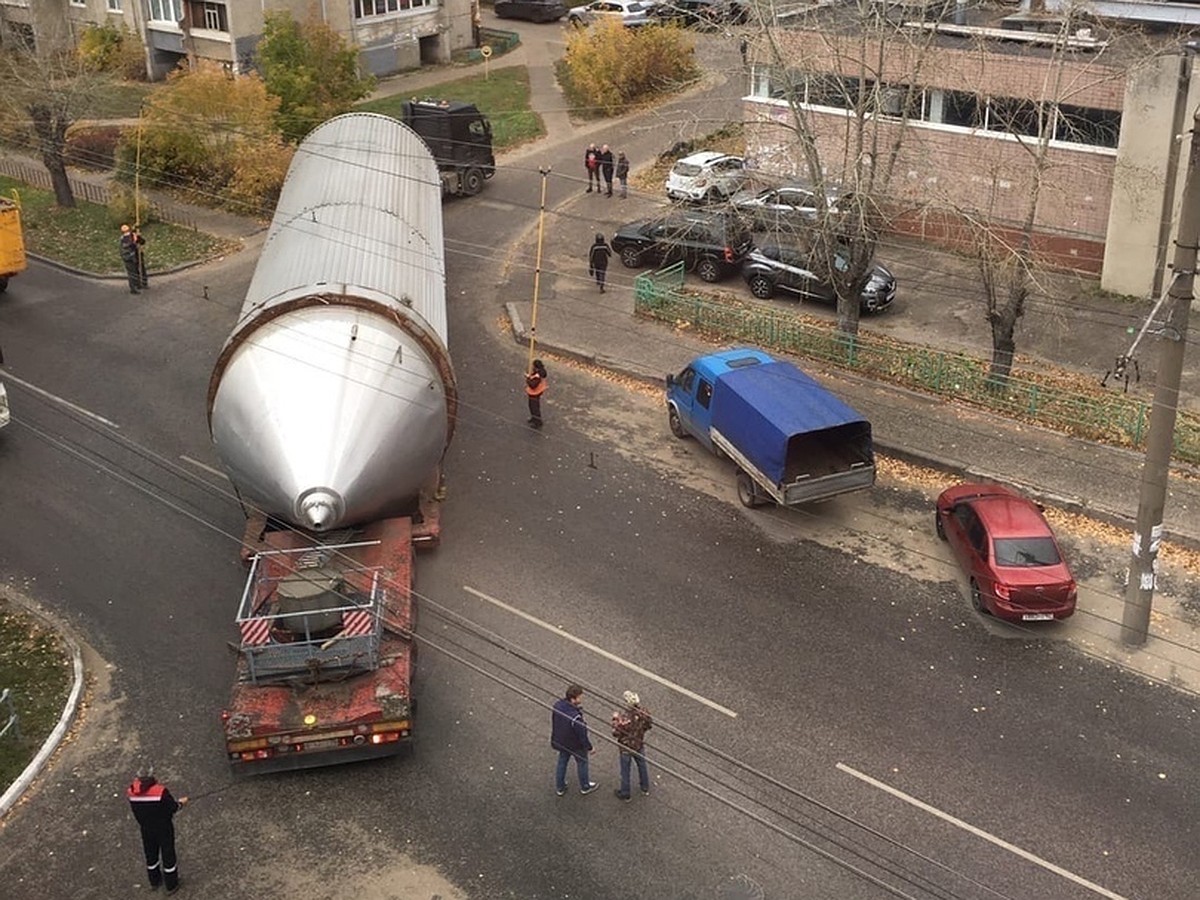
left=495, top=0, right=747, bottom=25
left=611, top=207, right=897, bottom=313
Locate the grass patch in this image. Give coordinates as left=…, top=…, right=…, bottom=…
left=0, top=176, right=237, bottom=276
left=356, top=65, right=544, bottom=151
left=88, top=79, right=158, bottom=120
left=0, top=598, right=72, bottom=789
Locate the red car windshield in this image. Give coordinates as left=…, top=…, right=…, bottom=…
left=993, top=537, right=1061, bottom=567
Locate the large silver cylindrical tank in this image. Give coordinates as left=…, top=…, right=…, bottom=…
left=207, top=113, right=455, bottom=532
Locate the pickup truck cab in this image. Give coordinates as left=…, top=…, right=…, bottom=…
left=666, top=348, right=875, bottom=507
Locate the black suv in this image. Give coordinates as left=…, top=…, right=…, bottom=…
left=611, top=209, right=754, bottom=282
left=741, top=243, right=896, bottom=313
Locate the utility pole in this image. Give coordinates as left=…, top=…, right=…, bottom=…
left=1122, top=104, right=1200, bottom=646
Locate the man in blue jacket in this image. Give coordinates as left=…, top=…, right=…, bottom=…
left=550, top=683, right=598, bottom=796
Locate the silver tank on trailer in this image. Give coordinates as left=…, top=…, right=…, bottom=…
left=207, top=113, right=455, bottom=532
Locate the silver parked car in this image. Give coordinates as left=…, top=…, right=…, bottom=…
left=567, top=0, right=659, bottom=27
left=730, top=182, right=848, bottom=232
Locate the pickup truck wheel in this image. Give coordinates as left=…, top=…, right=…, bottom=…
left=748, top=274, right=774, bottom=299
left=620, top=246, right=642, bottom=268
left=935, top=512, right=946, bottom=540
left=736, top=470, right=766, bottom=508
left=668, top=407, right=686, bottom=439
left=696, top=258, right=722, bottom=283
left=462, top=167, right=484, bottom=196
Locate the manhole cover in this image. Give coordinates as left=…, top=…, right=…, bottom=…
left=718, top=874, right=765, bottom=900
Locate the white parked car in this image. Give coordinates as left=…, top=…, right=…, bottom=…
left=567, top=0, right=659, bottom=27
left=0, top=381, right=9, bottom=429
left=665, top=151, right=747, bottom=202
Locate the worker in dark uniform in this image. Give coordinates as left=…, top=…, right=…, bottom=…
left=127, top=765, right=188, bottom=893
left=525, top=358, right=548, bottom=429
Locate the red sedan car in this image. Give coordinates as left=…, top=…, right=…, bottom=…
left=935, top=483, right=1077, bottom=621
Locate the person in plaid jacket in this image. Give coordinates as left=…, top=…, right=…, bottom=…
left=611, top=690, right=652, bottom=801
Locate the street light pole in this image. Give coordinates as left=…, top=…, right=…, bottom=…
left=1122, top=104, right=1200, bottom=646
left=527, top=166, right=551, bottom=369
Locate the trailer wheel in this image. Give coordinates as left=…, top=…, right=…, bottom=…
left=462, top=167, right=484, bottom=196
left=935, top=511, right=946, bottom=540
left=736, top=470, right=766, bottom=508
left=668, top=407, right=686, bottom=439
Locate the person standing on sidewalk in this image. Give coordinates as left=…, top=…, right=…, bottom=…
left=615, top=151, right=630, bottom=199
left=127, top=765, right=188, bottom=894
left=599, top=144, right=615, bottom=197
left=585, top=143, right=601, bottom=193
left=588, top=233, right=612, bottom=293
left=551, top=683, right=598, bottom=796
left=525, top=358, right=548, bottom=429
left=612, top=691, right=653, bottom=801
left=118, top=224, right=146, bottom=294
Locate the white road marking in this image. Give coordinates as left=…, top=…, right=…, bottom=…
left=463, top=584, right=738, bottom=718
left=3, top=373, right=119, bottom=428
left=836, top=763, right=1130, bottom=900
left=179, top=455, right=228, bottom=480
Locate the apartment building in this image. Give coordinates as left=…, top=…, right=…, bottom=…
left=0, top=0, right=475, bottom=80
left=744, top=4, right=1200, bottom=297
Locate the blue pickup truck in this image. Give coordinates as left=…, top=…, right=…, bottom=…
left=665, top=348, right=876, bottom=507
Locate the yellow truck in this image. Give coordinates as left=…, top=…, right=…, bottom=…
left=0, top=195, right=27, bottom=293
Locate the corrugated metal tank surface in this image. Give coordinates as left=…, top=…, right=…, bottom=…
left=208, top=113, right=454, bottom=532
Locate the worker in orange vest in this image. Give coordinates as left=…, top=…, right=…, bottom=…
left=127, top=765, right=188, bottom=894
left=525, top=359, right=548, bottom=429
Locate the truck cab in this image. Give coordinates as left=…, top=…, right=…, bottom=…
left=666, top=348, right=773, bottom=449
left=400, top=100, right=495, bottom=197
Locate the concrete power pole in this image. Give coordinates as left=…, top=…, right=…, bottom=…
left=1122, top=105, right=1200, bottom=646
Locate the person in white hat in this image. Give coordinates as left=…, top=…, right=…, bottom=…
left=611, top=690, right=652, bottom=801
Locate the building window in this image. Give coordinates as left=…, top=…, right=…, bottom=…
left=188, top=1, right=228, bottom=31
left=753, top=70, right=1119, bottom=151
left=354, top=0, right=432, bottom=17
left=148, top=0, right=183, bottom=23
left=70, top=0, right=86, bottom=7
left=108, top=0, right=122, bottom=10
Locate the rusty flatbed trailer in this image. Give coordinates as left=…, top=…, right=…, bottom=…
left=222, top=512, right=437, bottom=774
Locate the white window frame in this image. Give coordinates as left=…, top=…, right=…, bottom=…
left=148, top=0, right=183, bottom=23
left=107, top=0, right=122, bottom=11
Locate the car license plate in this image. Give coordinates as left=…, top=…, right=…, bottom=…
left=303, top=739, right=339, bottom=752
left=1022, top=613, right=1054, bottom=621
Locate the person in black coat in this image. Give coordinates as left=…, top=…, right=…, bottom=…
left=599, top=144, right=615, bottom=196
left=118, top=224, right=147, bottom=294
left=127, top=766, right=188, bottom=894
left=588, top=233, right=612, bottom=293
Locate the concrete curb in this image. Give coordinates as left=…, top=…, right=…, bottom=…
left=0, top=600, right=86, bottom=820
left=503, top=302, right=1200, bottom=553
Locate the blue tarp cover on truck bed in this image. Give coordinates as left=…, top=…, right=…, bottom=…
left=710, top=361, right=869, bottom=485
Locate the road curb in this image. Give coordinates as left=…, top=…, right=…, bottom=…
left=0, top=598, right=86, bottom=820
left=502, top=303, right=1200, bottom=553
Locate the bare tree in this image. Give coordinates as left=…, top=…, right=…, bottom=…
left=0, top=19, right=106, bottom=208
left=745, top=3, right=941, bottom=336
left=925, top=13, right=1147, bottom=386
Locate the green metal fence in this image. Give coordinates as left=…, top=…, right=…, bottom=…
left=633, top=273, right=1200, bottom=465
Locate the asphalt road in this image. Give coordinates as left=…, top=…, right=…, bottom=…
left=1, top=35, right=1197, bottom=900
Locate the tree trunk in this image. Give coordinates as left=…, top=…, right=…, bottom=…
left=29, top=103, right=75, bottom=208
left=986, top=275, right=1027, bottom=388
left=836, top=296, right=861, bottom=337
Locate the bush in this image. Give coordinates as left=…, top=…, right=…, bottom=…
left=65, top=125, right=123, bottom=172
left=76, top=23, right=147, bottom=80
left=560, top=21, right=699, bottom=118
